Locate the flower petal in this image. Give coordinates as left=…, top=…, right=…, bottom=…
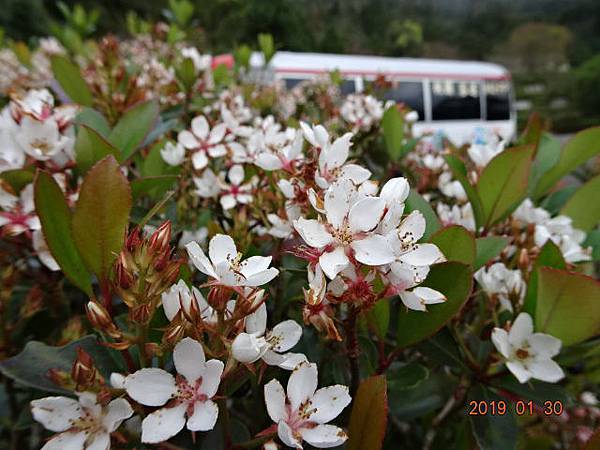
left=309, top=385, right=351, bottom=424
left=412, top=287, right=446, bottom=305
left=320, top=133, right=351, bottom=171
left=191, top=116, right=209, bottom=140
left=491, top=328, right=510, bottom=358
left=174, top=337, right=206, bottom=382
left=264, top=379, right=287, bottom=423
left=398, top=211, right=426, bottom=243
left=275, top=352, right=308, bottom=371
left=294, top=218, right=334, bottom=248
left=348, top=197, right=385, bottom=233
left=41, top=431, right=87, bottom=450
left=352, top=234, right=396, bottom=266
left=529, top=333, right=562, bottom=358
left=245, top=302, right=268, bottom=335
left=198, top=359, right=224, bottom=398
left=232, top=333, right=268, bottom=363
left=399, top=291, right=427, bottom=311
left=287, top=363, right=318, bottom=411
left=185, top=241, right=217, bottom=278
left=140, top=403, right=187, bottom=444
left=244, top=268, right=280, bottom=286
left=528, top=358, right=565, bottom=383
left=269, top=320, right=303, bottom=352
left=324, top=179, right=352, bottom=230
left=85, top=432, right=110, bottom=450
left=209, top=234, right=238, bottom=266
left=278, top=420, right=302, bottom=449
left=124, top=368, right=176, bottom=407
left=31, top=396, right=82, bottom=432
left=192, top=151, right=208, bottom=170
left=506, top=361, right=532, bottom=384
left=102, top=398, right=133, bottom=432
left=239, top=256, right=273, bottom=278
left=399, top=243, right=445, bottom=266
left=178, top=129, right=198, bottom=148
left=300, top=424, right=348, bottom=448
left=319, top=246, right=350, bottom=280
left=380, top=177, right=410, bottom=205
left=508, top=312, right=533, bottom=348
left=187, top=400, right=219, bottom=431
left=340, top=164, right=371, bottom=184
left=208, top=123, right=226, bottom=144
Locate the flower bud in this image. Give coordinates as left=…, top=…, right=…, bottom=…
left=163, top=322, right=186, bottom=346
left=149, top=221, right=172, bottom=253
left=86, top=301, right=113, bottom=330
left=71, top=347, right=97, bottom=390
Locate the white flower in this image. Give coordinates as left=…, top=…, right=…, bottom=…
left=232, top=303, right=307, bottom=370
left=161, top=279, right=218, bottom=323
left=340, top=94, right=384, bottom=131
left=436, top=202, right=476, bottom=231
left=268, top=205, right=301, bottom=239
left=255, top=129, right=304, bottom=171
left=491, top=313, right=564, bottom=384
left=467, top=133, right=505, bottom=168
left=264, top=362, right=351, bottom=449
left=438, top=171, right=467, bottom=201
left=294, top=178, right=395, bottom=279
left=300, top=122, right=370, bottom=189
left=475, top=263, right=525, bottom=312
left=124, top=338, right=224, bottom=443
left=178, top=116, right=227, bottom=170
left=33, top=229, right=59, bottom=271
left=0, top=183, right=41, bottom=236
left=31, top=392, right=133, bottom=450
left=405, top=110, right=419, bottom=123
left=186, top=234, right=279, bottom=287
left=220, top=165, right=253, bottom=210
left=160, top=141, right=186, bottom=166
left=194, top=168, right=222, bottom=198
left=15, top=116, right=71, bottom=161
left=181, top=47, right=211, bottom=72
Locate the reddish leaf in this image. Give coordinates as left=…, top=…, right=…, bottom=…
left=347, top=375, right=388, bottom=450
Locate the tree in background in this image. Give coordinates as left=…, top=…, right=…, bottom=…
left=573, top=54, right=600, bottom=119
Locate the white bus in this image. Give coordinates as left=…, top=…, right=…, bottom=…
left=250, top=51, right=516, bottom=145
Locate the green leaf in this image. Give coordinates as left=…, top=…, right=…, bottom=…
left=347, top=375, right=388, bottom=450
left=34, top=171, right=92, bottom=295
left=534, top=127, right=600, bottom=198
left=72, top=156, right=132, bottom=281
left=0, top=336, right=120, bottom=394
left=492, top=375, right=571, bottom=408
left=75, top=125, right=121, bottom=174
left=528, top=133, right=561, bottom=196
left=476, top=145, right=535, bottom=227
left=523, top=241, right=566, bottom=316
left=366, top=298, right=390, bottom=339
left=404, top=190, right=441, bottom=240
left=176, top=57, right=197, bottom=90
left=430, top=225, right=476, bottom=265
left=536, top=267, right=600, bottom=345
left=0, top=169, right=34, bottom=193
left=397, top=262, right=472, bottom=347
left=468, top=385, right=518, bottom=450
left=474, top=236, right=508, bottom=270
left=73, top=107, right=111, bottom=137
left=50, top=55, right=93, bottom=106
left=418, top=328, right=467, bottom=369
left=131, top=175, right=178, bottom=200
left=583, top=230, right=600, bottom=261
left=388, top=373, right=456, bottom=420
left=444, top=154, right=485, bottom=228
left=382, top=106, right=405, bottom=161
left=540, top=185, right=578, bottom=215
left=387, top=362, right=428, bottom=391
left=560, top=174, right=600, bottom=232
left=109, top=100, right=159, bottom=159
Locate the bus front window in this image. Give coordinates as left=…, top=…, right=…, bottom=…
left=485, top=81, right=511, bottom=121
left=430, top=80, right=480, bottom=121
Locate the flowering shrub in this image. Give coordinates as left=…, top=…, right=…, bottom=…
left=0, top=18, right=600, bottom=450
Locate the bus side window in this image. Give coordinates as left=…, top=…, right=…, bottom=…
left=284, top=78, right=304, bottom=89
left=430, top=80, right=480, bottom=121
left=383, top=81, right=424, bottom=121
left=340, top=79, right=356, bottom=95
left=485, top=81, right=511, bottom=121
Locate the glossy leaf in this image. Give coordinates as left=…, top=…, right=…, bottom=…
left=75, top=125, right=121, bottom=174
left=0, top=169, right=34, bottom=193
left=468, top=385, right=518, bottom=450
left=536, top=267, right=600, bottom=346
left=430, top=225, right=475, bottom=265
left=397, top=262, right=472, bottom=347
left=476, top=145, right=534, bottom=227
left=523, top=241, right=566, bottom=316
left=131, top=175, right=178, bottom=200
left=382, top=106, right=404, bottom=161
left=528, top=133, right=561, bottom=196
left=534, top=127, right=600, bottom=198
left=560, top=174, right=600, bottom=232
left=444, top=154, right=485, bottom=228
left=72, top=156, right=132, bottom=281
left=347, top=375, right=388, bottom=450
left=109, top=100, right=159, bottom=159
left=493, top=375, right=571, bottom=408
left=386, top=362, right=428, bottom=391
left=404, top=190, right=441, bottom=240
left=34, top=171, right=92, bottom=295
left=73, top=107, right=111, bottom=137
left=584, top=230, right=600, bottom=261
left=50, top=55, right=93, bottom=106
left=0, top=336, right=119, bottom=394
left=474, top=236, right=508, bottom=270
left=366, top=298, right=390, bottom=339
